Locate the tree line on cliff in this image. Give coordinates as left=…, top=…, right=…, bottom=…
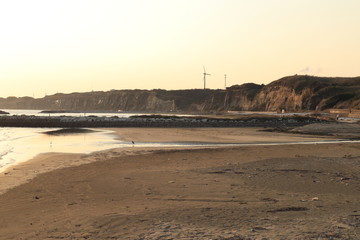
left=1, top=75, right=359, bottom=113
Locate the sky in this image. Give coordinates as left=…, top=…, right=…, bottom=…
left=0, top=0, right=359, bottom=98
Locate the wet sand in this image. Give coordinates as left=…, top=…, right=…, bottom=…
left=0, top=127, right=359, bottom=239
left=0, top=127, right=120, bottom=176
left=112, top=127, right=332, bottom=143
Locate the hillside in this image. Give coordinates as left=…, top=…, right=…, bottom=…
left=1, top=75, right=360, bottom=113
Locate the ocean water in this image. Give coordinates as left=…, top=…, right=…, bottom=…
left=1, top=124, right=359, bottom=174
left=1, top=109, right=195, bottom=118
left=1, top=109, right=139, bottom=118
left=0, top=127, right=121, bottom=173
left=0, top=127, right=220, bottom=174
left=0, top=127, right=232, bottom=174
left=0, top=127, right=224, bottom=173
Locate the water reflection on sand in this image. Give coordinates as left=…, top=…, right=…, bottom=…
left=1, top=127, right=359, bottom=173
left=0, top=128, right=120, bottom=172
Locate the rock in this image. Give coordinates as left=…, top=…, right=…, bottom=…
left=0, top=110, right=9, bottom=114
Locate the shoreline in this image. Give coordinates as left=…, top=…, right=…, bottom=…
left=0, top=136, right=359, bottom=238
left=0, top=126, right=351, bottom=196
left=0, top=127, right=121, bottom=175
left=0, top=127, right=359, bottom=238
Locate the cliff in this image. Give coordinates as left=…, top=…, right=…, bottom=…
left=261, top=75, right=360, bottom=111
left=1, top=75, right=360, bottom=112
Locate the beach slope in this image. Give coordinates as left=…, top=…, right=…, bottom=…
left=0, top=128, right=359, bottom=239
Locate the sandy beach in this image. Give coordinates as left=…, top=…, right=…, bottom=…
left=0, top=127, right=359, bottom=239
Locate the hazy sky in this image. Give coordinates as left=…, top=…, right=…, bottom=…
left=1, top=0, right=359, bottom=98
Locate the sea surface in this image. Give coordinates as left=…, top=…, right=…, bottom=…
left=0, top=109, right=358, bottom=173
left=2, top=109, right=141, bottom=118
left=1, top=109, right=195, bottom=118
left=0, top=109, right=198, bottom=173
left=1, top=125, right=359, bottom=174
left=0, top=126, right=230, bottom=173
left=0, top=127, right=121, bottom=173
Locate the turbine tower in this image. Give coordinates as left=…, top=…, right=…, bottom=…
left=203, top=66, right=211, bottom=89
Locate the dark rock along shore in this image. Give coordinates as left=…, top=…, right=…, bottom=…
left=0, top=114, right=327, bottom=128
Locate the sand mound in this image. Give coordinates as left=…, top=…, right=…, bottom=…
left=43, top=128, right=96, bottom=135
left=291, top=122, right=360, bottom=137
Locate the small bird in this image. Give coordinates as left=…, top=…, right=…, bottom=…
left=132, top=141, right=135, bottom=145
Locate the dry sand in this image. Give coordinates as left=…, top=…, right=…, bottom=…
left=0, top=127, right=359, bottom=239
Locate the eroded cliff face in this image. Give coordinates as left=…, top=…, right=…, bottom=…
left=257, top=75, right=360, bottom=111
left=0, top=90, right=221, bottom=112
left=256, top=83, right=317, bottom=111
left=1, top=75, right=359, bottom=112
left=223, top=83, right=265, bottom=111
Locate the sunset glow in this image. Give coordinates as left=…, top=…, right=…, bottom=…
left=0, top=0, right=359, bottom=97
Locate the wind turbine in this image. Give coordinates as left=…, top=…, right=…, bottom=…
left=203, top=66, right=211, bottom=89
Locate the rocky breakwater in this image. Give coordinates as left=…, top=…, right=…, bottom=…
left=0, top=114, right=328, bottom=128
